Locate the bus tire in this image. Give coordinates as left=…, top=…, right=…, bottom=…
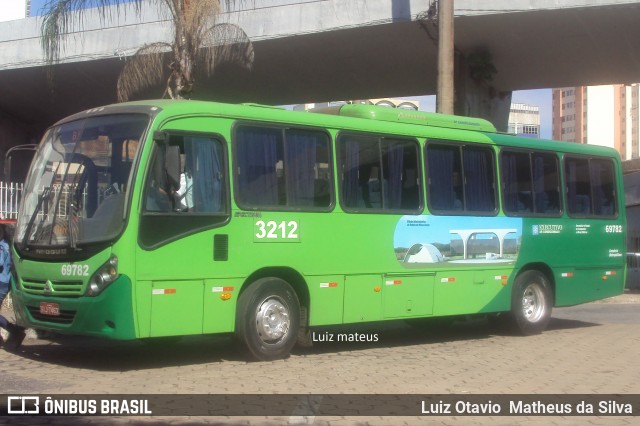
left=510, top=270, right=552, bottom=335
left=235, top=277, right=300, bottom=361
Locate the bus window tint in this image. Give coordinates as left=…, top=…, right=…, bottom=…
left=235, top=126, right=332, bottom=210
left=463, top=147, right=496, bottom=212
left=287, top=129, right=332, bottom=208
left=339, top=135, right=421, bottom=212
left=502, top=151, right=533, bottom=214
left=565, top=156, right=617, bottom=217
left=591, top=159, right=616, bottom=216
left=426, top=144, right=463, bottom=211
left=427, top=143, right=496, bottom=214
left=532, top=153, right=561, bottom=214
left=502, top=151, right=561, bottom=216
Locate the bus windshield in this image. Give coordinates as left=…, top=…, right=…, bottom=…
left=15, top=114, right=148, bottom=253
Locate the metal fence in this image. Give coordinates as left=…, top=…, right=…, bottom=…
left=0, top=181, right=109, bottom=223
left=0, top=181, right=24, bottom=221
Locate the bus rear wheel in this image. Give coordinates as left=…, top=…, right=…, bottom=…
left=510, top=270, right=552, bottom=335
left=235, top=277, right=300, bottom=361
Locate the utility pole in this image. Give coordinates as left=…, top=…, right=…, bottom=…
left=436, top=0, right=454, bottom=114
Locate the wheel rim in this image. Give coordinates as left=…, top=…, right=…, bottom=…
left=256, top=297, right=290, bottom=343
left=521, top=283, right=546, bottom=323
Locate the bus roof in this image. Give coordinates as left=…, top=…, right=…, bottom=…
left=309, top=104, right=498, bottom=133
left=57, top=100, right=620, bottom=160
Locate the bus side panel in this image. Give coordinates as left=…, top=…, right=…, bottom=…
left=203, top=278, right=239, bottom=333
left=518, top=215, right=626, bottom=306
left=307, top=275, right=345, bottom=326
left=135, top=280, right=152, bottom=338
left=149, top=280, right=204, bottom=337
left=343, top=274, right=383, bottom=323
left=432, top=268, right=512, bottom=317
left=383, top=274, right=434, bottom=318
left=554, top=266, right=625, bottom=306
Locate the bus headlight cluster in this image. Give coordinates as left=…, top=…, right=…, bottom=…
left=86, top=255, right=119, bottom=297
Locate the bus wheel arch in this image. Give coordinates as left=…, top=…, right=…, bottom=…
left=509, top=267, right=553, bottom=335
left=516, top=263, right=556, bottom=306
left=241, top=267, right=310, bottom=314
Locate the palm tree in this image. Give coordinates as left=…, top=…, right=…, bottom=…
left=41, top=0, right=254, bottom=101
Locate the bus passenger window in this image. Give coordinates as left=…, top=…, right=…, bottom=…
left=426, top=144, right=461, bottom=212
left=502, top=151, right=533, bottom=214
left=339, top=134, right=421, bottom=212
left=532, top=153, right=561, bottom=215
left=591, top=159, right=616, bottom=216
left=501, top=150, right=560, bottom=216
left=463, top=147, right=496, bottom=212
left=565, top=156, right=617, bottom=217
left=235, top=126, right=332, bottom=210
left=427, top=142, right=496, bottom=215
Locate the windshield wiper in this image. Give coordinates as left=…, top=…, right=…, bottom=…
left=66, top=172, right=84, bottom=251
left=22, top=186, right=52, bottom=249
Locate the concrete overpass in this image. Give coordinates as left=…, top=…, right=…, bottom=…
left=2, top=0, right=640, bottom=143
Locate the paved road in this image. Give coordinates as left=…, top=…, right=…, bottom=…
left=0, top=295, right=638, bottom=426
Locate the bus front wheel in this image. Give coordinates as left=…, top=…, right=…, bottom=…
left=510, top=270, right=552, bottom=335
left=235, top=277, right=300, bottom=361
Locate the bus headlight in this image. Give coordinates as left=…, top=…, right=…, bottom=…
left=86, top=255, right=119, bottom=297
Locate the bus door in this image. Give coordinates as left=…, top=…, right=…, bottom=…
left=136, top=131, right=232, bottom=338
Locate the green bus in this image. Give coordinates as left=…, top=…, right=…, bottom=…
left=11, top=101, right=626, bottom=360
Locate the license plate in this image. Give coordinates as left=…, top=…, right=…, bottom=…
left=40, top=302, right=60, bottom=316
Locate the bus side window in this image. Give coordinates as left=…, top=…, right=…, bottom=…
left=591, top=158, right=616, bottom=216
left=532, top=153, right=561, bottom=215
left=235, top=126, right=333, bottom=210
left=144, top=135, right=226, bottom=214
left=427, top=142, right=495, bottom=214
left=339, top=134, right=421, bottom=212
left=426, top=144, right=463, bottom=212
left=502, top=150, right=561, bottom=216
left=565, top=156, right=617, bottom=217
left=502, top=151, right=533, bottom=214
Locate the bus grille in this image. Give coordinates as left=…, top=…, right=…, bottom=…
left=20, top=279, right=84, bottom=297
left=26, top=306, right=75, bottom=324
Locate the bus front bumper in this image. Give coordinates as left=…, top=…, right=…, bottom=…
left=12, top=275, right=137, bottom=340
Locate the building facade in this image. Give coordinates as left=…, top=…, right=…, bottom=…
left=552, top=84, right=640, bottom=160
left=508, top=103, right=541, bottom=138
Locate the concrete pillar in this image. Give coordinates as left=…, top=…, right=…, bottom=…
left=454, top=51, right=512, bottom=132
left=436, top=0, right=455, bottom=115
